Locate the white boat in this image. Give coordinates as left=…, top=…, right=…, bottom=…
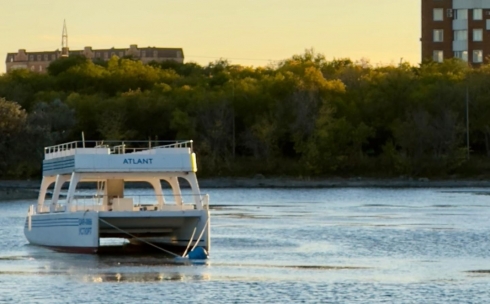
left=24, top=140, right=210, bottom=257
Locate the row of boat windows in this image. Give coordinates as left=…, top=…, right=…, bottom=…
left=9, top=50, right=181, bottom=62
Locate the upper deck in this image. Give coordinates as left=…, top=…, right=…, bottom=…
left=42, top=140, right=197, bottom=175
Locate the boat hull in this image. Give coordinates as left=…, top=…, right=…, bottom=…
left=32, top=244, right=189, bottom=255
left=24, top=210, right=210, bottom=255
left=24, top=211, right=100, bottom=250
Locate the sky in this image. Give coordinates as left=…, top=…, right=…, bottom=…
left=0, top=0, right=420, bottom=73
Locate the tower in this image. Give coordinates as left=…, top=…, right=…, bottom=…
left=61, top=20, right=69, bottom=58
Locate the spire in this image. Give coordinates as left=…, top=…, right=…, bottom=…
left=61, top=20, right=69, bottom=58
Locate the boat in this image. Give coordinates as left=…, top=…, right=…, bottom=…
left=24, top=140, right=210, bottom=257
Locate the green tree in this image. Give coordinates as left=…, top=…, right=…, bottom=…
left=0, top=98, right=27, bottom=177
left=48, top=55, right=91, bottom=76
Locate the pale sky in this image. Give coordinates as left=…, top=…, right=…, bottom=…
left=0, top=0, right=420, bottom=74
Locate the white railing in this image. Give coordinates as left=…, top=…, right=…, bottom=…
left=44, top=141, right=79, bottom=159
left=201, top=194, right=210, bottom=209
left=110, top=144, right=126, bottom=154
left=44, top=140, right=194, bottom=159
left=153, top=140, right=193, bottom=150
left=39, top=194, right=206, bottom=214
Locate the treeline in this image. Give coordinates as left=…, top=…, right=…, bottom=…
left=1, top=50, right=490, bottom=179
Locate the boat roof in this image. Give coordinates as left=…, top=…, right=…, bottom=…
left=42, top=140, right=197, bottom=176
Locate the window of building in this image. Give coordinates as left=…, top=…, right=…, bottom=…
left=44, top=54, right=48, bottom=61
left=433, top=29, right=444, bottom=42
left=29, top=55, right=33, bottom=61
left=153, top=51, right=158, bottom=57
left=455, top=9, right=468, bottom=20
left=454, top=30, right=468, bottom=41
left=37, top=55, right=41, bottom=61
left=434, top=8, right=444, bottom=21
left=474, top=8, right=483, bottom=20
left=454, top=51, right=468, bottom=62
left=473, top=50, right=483, bottom=63
left=142, top=51, right=146, bottom=57
left=447, top=8, right=453, bottom=18
left=52, top=54, right=56, bottom=60
left=433, top=50, right=444, bottom=63
left=104, top=52, right=108, bottom=59
left=119, top=51, right=124, bottom=57
left=96, top=52, right=100, bottom=58
left=474, top=29, right=483, bottom=41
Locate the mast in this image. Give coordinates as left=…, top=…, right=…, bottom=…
left=61, top=20, right=69, bottom=58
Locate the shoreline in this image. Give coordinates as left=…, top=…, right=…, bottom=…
left=1, top=177, right=490, bottom=201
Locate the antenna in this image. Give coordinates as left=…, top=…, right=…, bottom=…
left=61, top=20, right=69, bottom=58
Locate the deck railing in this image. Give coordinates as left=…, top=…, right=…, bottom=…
left=37, top=193, right=208, bottom=214
left=44, top=140, right=194, bottom=158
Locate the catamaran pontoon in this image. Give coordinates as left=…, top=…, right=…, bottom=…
left=24, top=140, right=210, bottom=256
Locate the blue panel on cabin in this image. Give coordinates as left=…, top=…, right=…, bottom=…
left=42, top=156, right=75, bottom=175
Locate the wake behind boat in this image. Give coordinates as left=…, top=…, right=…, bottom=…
left=24, top=140, right=210, bottom=257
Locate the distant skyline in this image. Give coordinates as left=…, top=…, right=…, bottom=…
left=0, top=0, right=420, bottom=73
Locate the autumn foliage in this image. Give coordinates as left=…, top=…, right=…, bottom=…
left=0, top=50, right=488, bottom=178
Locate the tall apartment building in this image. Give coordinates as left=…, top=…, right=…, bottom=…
left=422, top=0, right=490, bottom=64
left=5, top=44, right=184, bottom=73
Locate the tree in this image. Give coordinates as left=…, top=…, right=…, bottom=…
left=0, top=98, right=27, bottom=177
left=48, top=55, right=90, bottom=76
left=390, top=109, right=465, bottom=176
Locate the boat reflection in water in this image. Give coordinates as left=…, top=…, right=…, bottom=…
left=85, top=272, right=211, bottom=283
left=33, top=251, right=212, bottom=283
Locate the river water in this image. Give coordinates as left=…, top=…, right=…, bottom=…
left=1, top=187, right=490, bottom=303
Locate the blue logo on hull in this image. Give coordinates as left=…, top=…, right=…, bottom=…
left=79, top=228, right=92, bottom=235
left=79, top=218, right=92, bottom=226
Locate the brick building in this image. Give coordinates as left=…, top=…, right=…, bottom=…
left=5, top=44, right=184, bottom=73
left=422, top=0, right=490, bottom=64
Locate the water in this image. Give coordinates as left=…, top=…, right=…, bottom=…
left=1, top=188, right=490, bottom=303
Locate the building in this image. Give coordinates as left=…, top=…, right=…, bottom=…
left=421, top=0, right=490, bottom=64
left=5, top=44, right=184, bottom=73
